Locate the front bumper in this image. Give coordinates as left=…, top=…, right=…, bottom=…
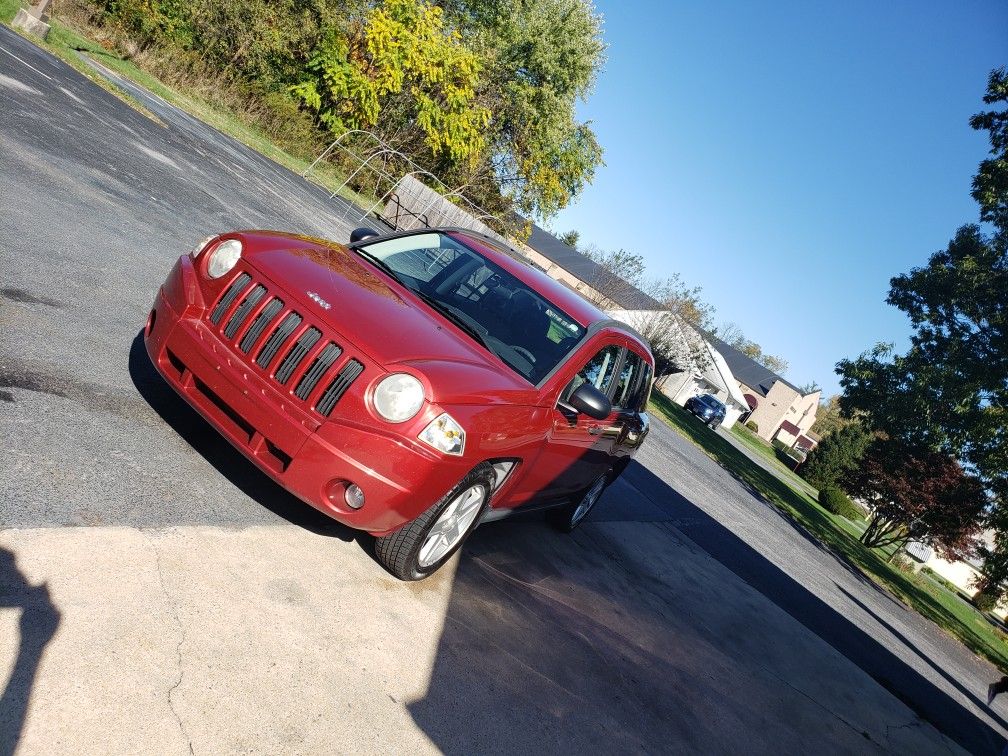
left=144, top=255, right=470, bottom=535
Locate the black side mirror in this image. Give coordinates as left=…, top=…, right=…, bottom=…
left=350, top=227, right=380, bottom=244
left=569, top=383, right=612, bottom=420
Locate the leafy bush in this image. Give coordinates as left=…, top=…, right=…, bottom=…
left=801, top=422, right=872, bottom=489
left=818, top=486, right=862, bottom=521
left=974, top=590, right=998, bottom=613
left=745, top=420, right=758, bottom=433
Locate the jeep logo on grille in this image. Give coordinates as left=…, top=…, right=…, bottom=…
left=306, top=291, right=331, bottom=310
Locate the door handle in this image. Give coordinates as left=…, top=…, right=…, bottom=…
left=589, top=424, right=621, bottom=437
left=588, top=425, right=603, bottom=436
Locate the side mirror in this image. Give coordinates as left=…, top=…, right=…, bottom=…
left=569, top=383, right=612, bottom=420
left=350, top=227, right=380, bottom=244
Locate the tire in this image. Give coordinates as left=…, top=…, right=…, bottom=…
left=551, top=470, right=611, bottom=533
left=374, top=464, right=494, bottom=581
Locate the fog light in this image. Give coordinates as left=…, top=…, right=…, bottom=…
left=345, top=483, right=365, bottom=509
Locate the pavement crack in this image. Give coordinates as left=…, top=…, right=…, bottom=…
left=142, top=529, right=194, bottom=756
left=754, top=661, right=887, bottom=749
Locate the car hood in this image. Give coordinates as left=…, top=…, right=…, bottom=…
left=240, top=232, right=539, bottom=404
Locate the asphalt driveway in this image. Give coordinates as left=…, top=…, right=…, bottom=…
left=1, top=25, right=1005, bottom=754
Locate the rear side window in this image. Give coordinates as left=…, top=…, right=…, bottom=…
left=634, top=363, right=653, bottom=411
left=562, top=345, right=622, bottom=402
left=613, top=351, right=645, bottom=409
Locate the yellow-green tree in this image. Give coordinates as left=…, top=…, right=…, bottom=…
left=292, top=0, right=490, bottom=164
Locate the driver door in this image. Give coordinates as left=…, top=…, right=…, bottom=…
left=520, top=342, right=626, bottom=503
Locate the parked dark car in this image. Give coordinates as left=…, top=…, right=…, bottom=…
left=685, top=393, right=726, bottom=428
left=145, top=226, right=654, bottom=580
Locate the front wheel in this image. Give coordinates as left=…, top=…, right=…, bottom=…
left=374, top=464, right=494, bottom=581
left=551, top=470, right=610, bottom=533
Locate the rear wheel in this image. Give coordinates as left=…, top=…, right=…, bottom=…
left=374, top=464, right=494, bottom=581
left=551, top=470, right=610, bottom=533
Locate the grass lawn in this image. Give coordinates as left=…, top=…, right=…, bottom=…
left=730, top=422, right=816, bottom=494
left=649, top=391, right=1008, bottom=672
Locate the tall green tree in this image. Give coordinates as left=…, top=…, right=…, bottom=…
left=810, top=394, right=854, bottom=437
left=837, top=68, right=1008, bottom=593
left=441, top=0, right=606, bottom=218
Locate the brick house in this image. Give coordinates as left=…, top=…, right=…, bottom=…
left=704, top=332, right=820, bottom=448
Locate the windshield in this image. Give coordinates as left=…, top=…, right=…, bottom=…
left=354, top=232, right=585, bottom=384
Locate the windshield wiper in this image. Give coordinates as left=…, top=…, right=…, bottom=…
left=412, top=290, right=493, bottom=351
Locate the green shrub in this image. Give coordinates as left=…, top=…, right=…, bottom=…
left=800, top=422, right=872, bottom=489
left=975, top=591, right=998, bottom=613
left=745, top=420, right=758, bottom=433
left=818, top=486, right=862, bottom=520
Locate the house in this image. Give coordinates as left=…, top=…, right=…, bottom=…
left=907, top=532, right=1008, bottom=620
left=659, top=341, right=752, bottom=429
left=704, top=332, right=820, bottom=448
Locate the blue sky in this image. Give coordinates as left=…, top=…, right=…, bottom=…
left=551, top=1, right=1008, bottom=396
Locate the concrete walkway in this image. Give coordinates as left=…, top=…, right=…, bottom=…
left=0, top=523, right=964, bottom=755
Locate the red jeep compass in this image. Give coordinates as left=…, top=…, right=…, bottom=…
left=145, top=227, right=653, bottom=579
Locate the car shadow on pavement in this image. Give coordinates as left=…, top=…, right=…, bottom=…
left=0, top=547, right=60, bottom=754
left=407, top=460, right=1004, bottom=755
left=127, top=332, right=361, bottom=545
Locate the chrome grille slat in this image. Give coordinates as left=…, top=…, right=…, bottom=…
left=294, top=342, right=343, bottom=400
left=316, top=360, right=364, bottom=417
left=209, top=272, right=252, bottom=324
left=274, top=327, right=322, bottom=385
left=239, top=297, right=284, bottom=354
left=224, top=284, right=267, bottom=339
left=255, top=312, right=302, bottom=368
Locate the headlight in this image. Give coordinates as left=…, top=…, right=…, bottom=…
left=419, top=413, right=465, bottom=455
left=207, top=239, right=243, bottom=278
left=372, top=373, right=424, bottom=422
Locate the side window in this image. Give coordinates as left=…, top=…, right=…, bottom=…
left=562, top=345, right=622, bottom=403
left=633, top=363, right=653, bottom=411
left=613, top=352, right=645, bottom=409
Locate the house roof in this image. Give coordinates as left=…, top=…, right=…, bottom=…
left=702, top=330, right=802, bottom=397
left=524, top=223, right=664, bottom=311
left=706, top=343, right=750, bottom=408
left=780, top=420, right=802, bottom=436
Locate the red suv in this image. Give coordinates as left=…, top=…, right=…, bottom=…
left=145, top=227, right=653, bottom=579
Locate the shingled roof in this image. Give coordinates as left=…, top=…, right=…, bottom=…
left=702, top=331, right=801, bottom=397
left=524, top=223, right=664, bottom=311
